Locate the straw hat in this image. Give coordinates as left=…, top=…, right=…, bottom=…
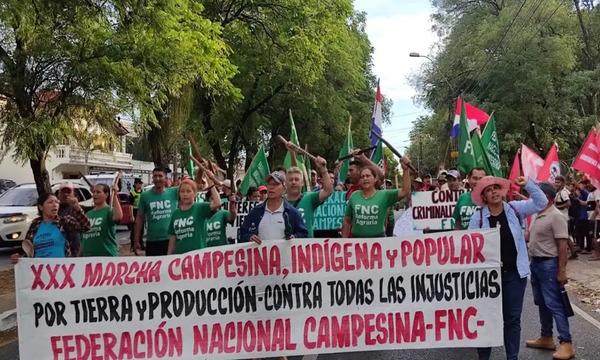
left=471, top=176, right=511, bottom=207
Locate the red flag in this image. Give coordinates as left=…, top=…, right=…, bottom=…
left=508, top=151, right=521, bottom=200
left=451, top=98, right=490, bottom=137
left=572, top=129, right=600, bottom=181
left=521, top=144, right=545, bottom=180
left=537, top=143, right=560, bottom=183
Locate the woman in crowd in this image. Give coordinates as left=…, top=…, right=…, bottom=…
left=341, top=157, right=411, bottom=238
left=468, top=175, right=548, bottom=360
left=11, top=192, right=90, bottom=262
left=80, top=183, right=123, bottom=257
left=167, top=173, right=221, bottom=255
left=204, top=189, right=237, bottom=247
left=246, top=186, right=261, bottom=201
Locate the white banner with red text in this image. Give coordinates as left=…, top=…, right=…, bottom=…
left=15, top=229, right=503, bottom=360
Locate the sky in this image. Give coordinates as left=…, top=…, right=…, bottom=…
left=353, top=0, right=437, bottom=153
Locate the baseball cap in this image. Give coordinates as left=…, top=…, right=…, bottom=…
left=414, top=177, right=423, bottom=183
left=258, top=185, right=267, bottom=192
left=222, top=179, right=232, bottom=188
left=59, top=181, right=74, bottom=192
left=446, top=170, right=460, bottom=179
left=538, top=181, right=557, bottom=198
left=310, top=169, right=317, bottom=176
left=265, top=172, right=286, bottom=184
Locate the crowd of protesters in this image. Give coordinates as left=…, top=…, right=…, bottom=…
left=13, top=143, right=589, bottom=360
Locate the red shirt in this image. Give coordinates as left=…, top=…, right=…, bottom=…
left=346, top=184, right=362, bottom=201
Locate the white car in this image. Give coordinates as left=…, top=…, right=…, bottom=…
left=0, top=183, right=93, bottom=247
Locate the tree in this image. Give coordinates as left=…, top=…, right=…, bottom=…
left=410, top=0, right=599, bottom=175
left=383, top=147, right=402, bottom=186
left=183, top=1, right=390, bottom=176
left=0, top=0, right=235, bottom=194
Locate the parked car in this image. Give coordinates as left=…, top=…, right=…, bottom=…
left=117, top=193, right=134, bottom=226
left=0, top=183, right=93, bottom=247
left=0, top=179, right=16, bottom=194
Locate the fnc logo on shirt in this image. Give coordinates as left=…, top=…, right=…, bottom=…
left=355, top=205, right=379, bottom=215
left=174, top=216, right=194, bottom=228
left=90, top=218, right=103, bottom=227
left=149, top=200, right=171, bottom=211
left=206, top=221, right=221, bottom=231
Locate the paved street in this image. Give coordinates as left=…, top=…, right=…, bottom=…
left=1, top=284, right=599, bottom=359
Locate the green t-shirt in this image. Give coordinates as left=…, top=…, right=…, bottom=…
left=291, top=192, right=322, bottom=238
left=139, top=187, right=179, bottom=242
left=205, top=210, right=231, bottom=247
left=452, top=192, right=479, bottom=230
left=345, top=189, right=399, bottom=237
left=168, top=202, right=212, bottom=254
left=82, top=207, right=117, bottom=257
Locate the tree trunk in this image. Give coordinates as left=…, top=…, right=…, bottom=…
left=30, top=153, right=52, bottom=195
left=148, top=110, right=169, bottom=168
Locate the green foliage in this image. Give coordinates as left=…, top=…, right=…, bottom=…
left=410, top=0, right=600, bottom=175
left=0, top=0, right=236, bottom=192
left=383, top=147, right=401, bottom=185
left=187, top=1, right=388, bottom=175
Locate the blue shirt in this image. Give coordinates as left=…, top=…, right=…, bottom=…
left=469, top=180, right=548, bottom=278
left=579, top=189, right=589, bottom=220
left=33, top=221, right=67, bottom=258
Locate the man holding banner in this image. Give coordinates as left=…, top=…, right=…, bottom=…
left=240, top=171, right=308, bottom=244
left=453, top=167, right=487, bottom=230
left=342, top=156, right=411, bottom=238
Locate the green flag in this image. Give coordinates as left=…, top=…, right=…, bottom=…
left=284, top=110, right=303, bottom=170
left=186, top=141, right=195, bottom=180
left=481, top=114, right=502, bottom=177
left=472, top=132, right=493, bottom=175
left=458, top=101, right=476, bottom=174
left=371, top=141, right=385, bottom=169
left=338, top=127, right=353, bottom=184
left=239, top=147, right=270, bottom=197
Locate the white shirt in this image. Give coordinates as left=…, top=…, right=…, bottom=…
left=555, top=188, right=570, bottom=219
left=258, top=200, right=286, bottom=240
left=587, top=189, right=600, bottom=220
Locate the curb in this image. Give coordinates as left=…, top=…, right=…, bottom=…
left=0, top=309, right=16, bottom=332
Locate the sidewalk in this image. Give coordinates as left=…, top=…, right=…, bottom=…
left=564, top=252, right=600, bottom=321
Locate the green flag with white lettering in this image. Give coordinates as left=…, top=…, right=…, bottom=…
left=240, top=147, right=270, bottom=197
left=458, top=101, right=476, bottom=174
left=481, top=114, right=502, bottom=177
left=473, top=131, right=493, bottom=175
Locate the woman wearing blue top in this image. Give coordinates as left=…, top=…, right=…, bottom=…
left=469, top=176, right=548, bottom=360
left=12, top=192, right=91, bottom=263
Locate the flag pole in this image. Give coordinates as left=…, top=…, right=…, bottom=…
left=347, top=115, right=352, bottom=154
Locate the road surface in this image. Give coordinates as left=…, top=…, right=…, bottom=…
left=1, top=287, right=599, bottom=359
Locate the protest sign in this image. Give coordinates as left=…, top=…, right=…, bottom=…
left=411, top=190, right=466, bottom=230
left=312, top=191, right=347, bottom=231
left=16, top=229, right=503, bottom=359
left=225, top=201, right=260, bottom=241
